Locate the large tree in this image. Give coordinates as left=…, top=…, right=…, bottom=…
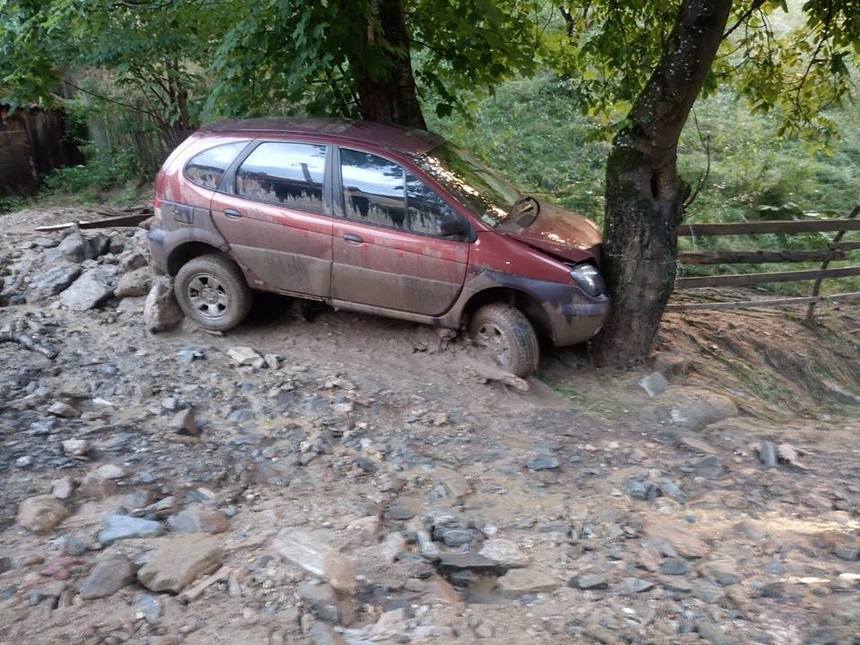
left=555, top=0, right=860, bottom=365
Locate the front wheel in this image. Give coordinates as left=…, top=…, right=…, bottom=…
left=469, top=304, right=539, bottom=377
left=175, top=254, right=252, bottom=331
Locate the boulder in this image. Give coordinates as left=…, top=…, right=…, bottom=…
left=59, top=268, right=115, bottom=311
left=115, top=267, right=153, bottom=298
left=137, top=534, right=225, bottom=593
left=274, top=530, right=356, bottom=594
left=144, top=277, right=183, bottom=333
left=17, top=495, right=68, bottom=533
left=25, top=262, right=81, bottom=303
left=78, top=555, right=136, bottom=599
left=166, top=504, right=229, bottom=534
left=98, top=515, right=164, bottom=545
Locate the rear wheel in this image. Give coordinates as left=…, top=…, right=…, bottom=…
left=175, top=254, right=252, bottom=331
left=469, top=304, right=540, bottom=377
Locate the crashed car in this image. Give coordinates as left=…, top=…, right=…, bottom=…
left=148, top=118, right=609, bottom=376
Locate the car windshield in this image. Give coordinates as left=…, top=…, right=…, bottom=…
left=414, top=143, right=524, bottom=228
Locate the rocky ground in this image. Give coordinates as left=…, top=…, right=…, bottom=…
left=1, top=206, right=860, bottom=645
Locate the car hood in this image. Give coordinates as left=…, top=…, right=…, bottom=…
left=500, top=202, right=603, bottom=264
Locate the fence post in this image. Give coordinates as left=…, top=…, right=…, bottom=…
left=805, top=204, right=860, bottom=323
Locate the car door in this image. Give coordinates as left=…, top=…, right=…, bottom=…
left=209, top=140, right=333, bottom=298
left=331, top=147, right=470, bottom=316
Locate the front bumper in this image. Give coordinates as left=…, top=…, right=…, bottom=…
left=546, top=295, right=610, bottom=347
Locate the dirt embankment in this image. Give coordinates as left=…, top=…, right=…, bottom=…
left=1, top=206, right=859, bottom=645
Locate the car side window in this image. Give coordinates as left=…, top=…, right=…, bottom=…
left=185, top=141, right=247, bottom=190
left=341, top=148, right=463, bottom=238
left=341, top=149, right=406, bottom=228
left=236, top=142, right=327, bottom=212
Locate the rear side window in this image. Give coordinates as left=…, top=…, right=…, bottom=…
left=185, top=141, right=246, bottom=189
left=236, top=142, right=327, bottom=212
left=341, top=148, right=461, bottom=237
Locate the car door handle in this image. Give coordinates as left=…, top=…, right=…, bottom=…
left=224, top=209, right=242, bottom=219
left=343, top=233, right=363, bottom=244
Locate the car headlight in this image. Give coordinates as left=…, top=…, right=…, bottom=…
left=570, top=264, right=606, bottom=297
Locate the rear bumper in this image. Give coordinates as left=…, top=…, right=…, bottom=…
left=546, top=296, right=610, bottom=347
left=147, top=225, right=169, bottom=274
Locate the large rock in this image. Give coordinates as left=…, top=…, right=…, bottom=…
left=25, top=262, right=81, bottom=303
left=115, top=267, right=153, bottom=298
left=59, top=268, right=115, bottom=311
left=478, top=539, right=530, bottom=568
left=17, top=495, right=68, bottom=533
left=98, top=514, right=164, bottom=545
left=78, top=555, right=136, bottom=599
left=274, top=530, right=356, bottom=594
left=58, top=228, right=110, bottom=263
left=658, top=387, right=738, bottom=428
left=166, top=505, right=229, bottom=534
left=144, top=277, right=183, bottom=333
left=137, top=534, right=225, bottom=593
left=496, top=568, right=559, bottom=597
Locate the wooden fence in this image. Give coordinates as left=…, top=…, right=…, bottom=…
left=667, top=204, right=860, bottom=321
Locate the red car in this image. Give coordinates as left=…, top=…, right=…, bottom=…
left=148, top=118, right=609, bottom=376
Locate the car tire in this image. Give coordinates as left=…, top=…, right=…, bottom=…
left=175, top=254, right=252, bottom=331
left=469, top=303, right=540, bottom=377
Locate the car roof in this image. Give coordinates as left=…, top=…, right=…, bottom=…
left=200, top=117, right=444, bottom=156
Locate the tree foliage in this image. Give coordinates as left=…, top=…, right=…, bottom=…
left=553, top=0, right=860, bottom=138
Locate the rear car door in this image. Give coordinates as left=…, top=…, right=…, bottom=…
left=331, top=147, right=470, bottom=316
left=209, top=141, right=333, bottom=298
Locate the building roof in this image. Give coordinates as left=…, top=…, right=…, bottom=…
left=200, top=117, right=444, bottom=155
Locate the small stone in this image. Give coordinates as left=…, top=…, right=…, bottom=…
left=699, top=561, right=741, bottom=586
left=144, top=276, right=183, bottom=332
left=757, top=441, right=777, bottom=468
left=78, top=555, right=136, bottom=599
left=227, top=346, right=262, bottom=366
left=169, top=408, right=199, bottom=436
left=95, top=464, right=126, bottom=480
left=834, top=545, right=859, bottom=561
left=134, top=593, right=161, bottom=625
left=61, top=534, right=90, bottom=556
left=691, top=580, right=725, bottom=603
left=51, top=477, right=74, bottom=500
left=137, top=534, right=224, bottom=593
left=48, top=401, right=80, bottom=418
left=570, top=573, right=609, bottom=590
left=78, top=472, right=118, bottom=500
left=660, top=558, right=689, bottom=576
left=17, top=495, right=69, bottom=533
left=438, top=528, right=475, bottom=547
left=297, top=581, right=354, bottom=625
left=478, top=539, right=530, bottom=568
left=15, top=456, right=33, bottom=468
left=62, top=439, right=89, bottom=457
left=166, top=505, right=229, bottom=534
left=98, top=515, right=163, bottom=546
left=638, top=372, right=668, bottom=397
left=378, top=532, right=406, bottom=563
left=658, top=478, right=687, bottom=503
left=526, top=454, right=561, bottom=471
left=622, top=577, right=657, bottom=593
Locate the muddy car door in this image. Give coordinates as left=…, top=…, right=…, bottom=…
left=331, top=147, right=470, bottom=316
left=210, top=141, right=333, bottom=298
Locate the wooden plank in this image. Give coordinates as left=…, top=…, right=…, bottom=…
left=833, top=241, right=860, bottom=251
left=678, top=219, right=860, bottom=236
left=675, top=266, right=860, bottom=289
left=666, top=291, right=860, bottom=311
left=678, top=249, right=848, bottom=265
left=34, top=212, right=151, bottom=232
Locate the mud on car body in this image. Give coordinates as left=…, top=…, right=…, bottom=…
left=149, top=118, right=609, bottom=376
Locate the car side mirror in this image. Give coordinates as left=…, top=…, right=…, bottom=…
left=438, top=215, right=468, bottom=239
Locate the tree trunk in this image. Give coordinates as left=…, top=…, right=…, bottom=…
left=594, top=0, right=732, bottom=367
left=352, top=0, right=426, bottom=129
